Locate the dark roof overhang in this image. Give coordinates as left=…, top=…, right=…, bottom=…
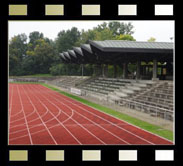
left=81, top=44, right=97, bottom=64
left=73, top=47, right=88, bottom=64
left=89, top=40, right=173, bottom=64
left=59, top=53, right=69, bottom=63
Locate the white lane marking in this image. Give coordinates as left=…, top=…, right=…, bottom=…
left=24, top=84, right=81, bottom=145
left=32, top=85, right=129, bottom=144
left=21, top=84, right=58, bottom=145
left=10, top=104, right=74, bottom=135
left=29, top=84, right=104, bottom=144
left=17, top=85, right=33, bottom=145
left=8, top=84, right=14, bottom=144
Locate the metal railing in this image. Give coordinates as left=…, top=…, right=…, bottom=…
left=119, top=98, right=173, bottom=121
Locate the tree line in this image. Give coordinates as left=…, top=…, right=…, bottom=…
left=9, top=21, right=136, bottom=76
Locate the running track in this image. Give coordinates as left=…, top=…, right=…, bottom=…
left=9, top=83, right=173, bottom=145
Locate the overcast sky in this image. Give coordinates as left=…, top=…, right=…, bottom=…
left=8, top=21, right=174, bottom=42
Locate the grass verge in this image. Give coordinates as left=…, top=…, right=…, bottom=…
left=10, top=82, right=173, bottom=141
left=9, top=74, right=52, bottom=78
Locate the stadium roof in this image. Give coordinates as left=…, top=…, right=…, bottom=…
left=63, top=52, right=71, bottom=60
left=90, top=40, right=173, bottom=50
left=59, top=53, right=69, bottom=63
left=68, top=50, right=77, bottom=59
left=73, top=47, right=83, bottom=56
left=60, top=40, right=174, bottom=64
left=81, top=44, right=98, bottom=63
left=81, top=44, right=93, bottom=54
left=90, top=40, right=173, bottom=53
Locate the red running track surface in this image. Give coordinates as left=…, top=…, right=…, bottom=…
left=9, top=83, right=173, bottom=145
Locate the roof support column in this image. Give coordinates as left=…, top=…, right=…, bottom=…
left=136, top=60, right=141, bottom=80
left=123, top=62, right=128, bottom=79
left=96, top=65, right=99, bottom=76
left=102, top=64, right=105, bottom=77
left=104, top=64, right=108, bottom=77
left=114, top=65, right=117, bottom=78
left=100, top=64, right=102, bottom=76
left=141, top=65, right=144, bottom=76
left=152, top=59, right=159, bottom=81
left=96, top=64, right=102, bottom=76
left=93, top=65, right=96, bottom=76
left=81, top=64, right=84, bottom=77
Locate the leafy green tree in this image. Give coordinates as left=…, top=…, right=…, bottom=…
left=56, top=27, right=81, bottom=53
left=9, top=34, right=27, bottom=75
left=94, top=28, right=115, bottom=41
left=76, top=29, right=97, bottom=45
left=76, top=21, right=135, bottom=45
left=25, top=39, right=58, bottom=74
left=28, top=31, right=44, bottom=50
left=100, top=22, right=134, bottom=36
left=49, top=64, right=67, bottom=75
left=148, top=37, right=156, bottom=42
left=115, top=34, right=136, bottom=41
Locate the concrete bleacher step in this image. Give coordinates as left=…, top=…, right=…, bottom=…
left=85, top=85, right=114, bottom=92
left=94, top=80, right=126, bottom=86
left=83, top=87, right=109, bottom=95
left=114, top=91, right=128, bottom=98
left=97, top=77, right=131, bottom=83
left=108, top=94, right=122, bottom=101
left=125, top=85, right=141, bottom=91
left=138, top=80, right=154, bottom=84
left=91, top=81, right=120, bottom=87
left=90, top=82, right=120, bottom=89
left=132, top=83, right=147, bottom=87
left=119, top=88, right=134, bottom=94
left=86, top=92, right=107, bottom=101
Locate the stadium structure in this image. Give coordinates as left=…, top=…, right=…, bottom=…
left=12, top=40, right=174, bottom=121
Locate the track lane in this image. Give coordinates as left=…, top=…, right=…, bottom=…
left=9, top=84, right=173, bottom=145
left=27, top=84, right=106, bottom=145
left=23, top=84, right=82, bottom=145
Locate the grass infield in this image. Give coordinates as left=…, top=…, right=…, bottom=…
left=10, top=82, right=173, bottom=141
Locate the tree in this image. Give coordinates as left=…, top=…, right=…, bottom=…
left=49, top=64, right=67, bottom=75
left=94, top=28, right=115, bottom=41
left=108, top=22, right=134, bottom=35
left=29, top=31, right=43, bottom=42
left=56, top=27, right=81, bottom=53
left=76, top=21, right=135, bottom=45
left=76, top=29, right=97, bottom=45
left=25, top=39, right=58, bottom=74
left=28, top=31, right=44, bottom=50
left=148, top=37, right=156, bottom=42
left=9, top=34, right=27, bottom=75
left=115, top=34, right=136, bottom=41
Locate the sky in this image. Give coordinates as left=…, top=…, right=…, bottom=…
left=8, top=21, right=174, bottom=42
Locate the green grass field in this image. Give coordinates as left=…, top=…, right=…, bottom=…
left=9, top=74, right=52, bottom=78
left=10, top=82, right=174, bottom=141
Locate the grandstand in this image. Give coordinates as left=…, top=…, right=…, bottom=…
left=48, top=76, right=90, bottom=90
left=58, top=40, right=174, bottom=121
